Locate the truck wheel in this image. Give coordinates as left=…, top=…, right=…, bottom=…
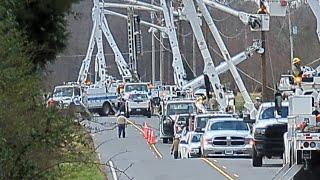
left=163, top=138, right=168, bottom=144
left=147, top=111, right=151, bottom=118
left=102, top=103, right=111, bottom=116
left=252, top=147, right=263, bottom=167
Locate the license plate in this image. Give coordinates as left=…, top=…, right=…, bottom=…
left=225, top=150, right=233, bottom=155
left=136, top=109, right=141, bottom=111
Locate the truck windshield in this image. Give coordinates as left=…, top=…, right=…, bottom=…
left=260, top=106, right=288, bottom=120
left=129, top=94, right=148, bottom=100
left=196, top=115, right=232, bottom=129
left=167, top=103, right=195, bottom=115
left=53, top=87, right=73, bottom=97
left=125, top=84, right=148, bottom=93
left=210, top=120, right=248, bottom=131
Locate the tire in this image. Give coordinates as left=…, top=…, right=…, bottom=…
left=163, top=138, right=168, bottom=144
left=101, top=103, right=111, bottom=116
left=252, top=147, right=263, bottom=167
left=147, top=111, right=151, bottom=118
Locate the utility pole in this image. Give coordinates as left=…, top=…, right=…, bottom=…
left=151, top=0, right=156, bottom=84
left=192, top=34, right=197, bottom=76
left=159, top=27, right=164, bottom=84
left=259, top=1, right=268, bottom=101
left=288, top=8, right=294, bottom=64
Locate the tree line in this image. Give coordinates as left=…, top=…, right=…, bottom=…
left=0, top=1, right=103, bottom=179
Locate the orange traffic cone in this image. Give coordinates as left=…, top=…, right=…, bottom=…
left=147, top=128, right=152, bottom=143
left=150, top=129, right=156, bottom=145
left=143, top=122, right=148, bottom=139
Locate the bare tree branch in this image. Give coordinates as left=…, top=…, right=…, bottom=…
left=94, top=138, right=115, bottom=150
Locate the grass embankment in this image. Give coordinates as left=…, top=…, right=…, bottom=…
left=58, top=127, right=106, bottom=180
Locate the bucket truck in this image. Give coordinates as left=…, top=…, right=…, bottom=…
left=78, top=0, right=139, bottom=116
left=273, top=79, right=320, bottom=180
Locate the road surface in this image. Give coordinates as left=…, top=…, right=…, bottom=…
left=84, top=116, right=283, bottom=180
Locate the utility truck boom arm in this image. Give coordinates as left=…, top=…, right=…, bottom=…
left=308, top=0, right=320, bottom=42
left=78, top=0, right=132, bottom=85
left=197, top=0, right=258, bottom=117
left=123, top=0, right=188, bottom=88
left=182, top=41, right=263, bottom=91
left=182, top=0, right=227, bottom=110
left=101, top=16, right=132, bottom=81
left=203, top=0, right=270, bottom=31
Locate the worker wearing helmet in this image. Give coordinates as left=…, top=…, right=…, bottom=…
left=292, top=57, right=302, bottom=77
left=292, top=57, right=303, bottom=85
left=117, top=112, right=128, bottom=138
left=254, top=96, right=262, bottom=109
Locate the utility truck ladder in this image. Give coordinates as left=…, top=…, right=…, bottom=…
left=273, top=164, right=303, bottom=180
left=125, top=0, right=188, bottom=88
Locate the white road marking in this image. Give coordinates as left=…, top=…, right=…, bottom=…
left=109, top=161, right=118, bottom=180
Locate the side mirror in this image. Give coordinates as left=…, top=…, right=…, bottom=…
left=243, top=114, right=256, bottom=124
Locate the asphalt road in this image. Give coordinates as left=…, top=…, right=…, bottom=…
left=84, top=115, right=283, bottom=180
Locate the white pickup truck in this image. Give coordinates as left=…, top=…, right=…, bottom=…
left=48, top=83, right=83, bottom=108
left=125, top=93, right=152, bottom=118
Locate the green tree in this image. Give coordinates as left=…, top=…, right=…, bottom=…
left=0, top=1, right=97, bottom=179
left=3, top=0, right=80, bottom=68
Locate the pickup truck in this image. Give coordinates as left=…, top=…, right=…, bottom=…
left=245, top=102, right=289, bottom=167
left=159, top=99, right=197, bottom=143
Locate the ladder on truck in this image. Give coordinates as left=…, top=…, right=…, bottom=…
left=273, top=163, right=303, bottom=180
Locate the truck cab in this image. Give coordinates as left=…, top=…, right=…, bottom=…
left=48, top=83, right=83, bottom=108
left=248, top=101, right=289, bottom=167
left=122, top=82, right=150, bottom=99
left=159, top=99, right=197, bottom=143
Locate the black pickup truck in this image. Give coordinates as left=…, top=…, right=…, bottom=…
left=246, top=102, right=289, bottom=167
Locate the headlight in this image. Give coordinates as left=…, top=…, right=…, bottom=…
left=255, top=128, right=266, bottom=136
left=164, top=119, right=171, bottom=124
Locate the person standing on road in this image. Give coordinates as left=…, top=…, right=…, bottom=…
left=171, top=135, right=180, bottom=159
left=117, top=112, right=127, bottom=138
